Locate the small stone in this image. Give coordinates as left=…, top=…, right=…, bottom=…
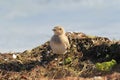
left=73, top=45, right=76, bottom=47
left=13, top=54, right=17, bottom=59
left=39, top=60, right=42, bottom=62
left=54, top=58, right=58, bottom=61
left=47, top=51, right=50, bottom=54
left=40, top=56, right=43, bottom=58
left=59, top=61, right=63, bottom=65
left=94, top=76, right=103, bottom=80
left=4, top=59, right=8, bottom=61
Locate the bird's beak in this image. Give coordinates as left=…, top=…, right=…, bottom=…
left=52, top=29, right=56, bottom=31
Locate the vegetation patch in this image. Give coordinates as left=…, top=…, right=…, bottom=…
left=0, top=32, right=120, bottom=79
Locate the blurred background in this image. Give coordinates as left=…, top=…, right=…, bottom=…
left=0, top=0, right=120, bottom=52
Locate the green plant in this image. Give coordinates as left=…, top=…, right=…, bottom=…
left=95, top=59, right=117, bottom=71
left=64, top=57, right=72, bottom=65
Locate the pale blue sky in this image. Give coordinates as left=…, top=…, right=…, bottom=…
left=0, top=0, right=120, bottom=52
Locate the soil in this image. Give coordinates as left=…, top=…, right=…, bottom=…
left=0, top=32, right=120, bottom=80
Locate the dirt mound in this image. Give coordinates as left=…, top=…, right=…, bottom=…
left=0, top=32, right=120, bottom=80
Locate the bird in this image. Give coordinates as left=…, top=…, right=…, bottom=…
left=50, top=26, right=70, bottom=65
left=50, top=26, right=70, bottom=54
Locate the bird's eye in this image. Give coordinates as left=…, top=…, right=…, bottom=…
left=59, top=28, right=62, bottom=30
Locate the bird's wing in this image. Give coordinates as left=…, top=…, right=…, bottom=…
left=61, top=36, right=70, bottom=49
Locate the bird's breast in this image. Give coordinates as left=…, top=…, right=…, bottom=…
left=50, top=41, right=66, bottom=54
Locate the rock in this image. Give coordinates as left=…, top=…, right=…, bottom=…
left=12, top=54, right=17, bottom=59
left=93, top=76, right=104, bottom=80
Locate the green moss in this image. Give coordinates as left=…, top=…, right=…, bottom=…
left=64, top=57, right=72, bottom=65
left=95, top=59, right=117, bottom=71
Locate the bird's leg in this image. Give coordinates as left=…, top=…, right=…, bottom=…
left=62, top=51, right=67, bottom=70
left=62, top=53, right=64, bottom=69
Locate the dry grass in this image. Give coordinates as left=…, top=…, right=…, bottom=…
left=0, top=32, right=120, bottom=80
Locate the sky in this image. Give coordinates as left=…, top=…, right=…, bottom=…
left=0, top=0, right=120, bottom=52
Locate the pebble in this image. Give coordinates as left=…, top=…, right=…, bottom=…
left=93, top=76, right=103, bottom=80
left=4, top=59, right=8, bottom=61
left=54, top=58, right=58, bottom=61
left=12, top=54, right=17, bottom=59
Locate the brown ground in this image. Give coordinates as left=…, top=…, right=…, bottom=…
left=0, top=32, right=120, bottom=80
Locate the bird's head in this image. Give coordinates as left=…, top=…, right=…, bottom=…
left=52, top=26, right=65, bottom=35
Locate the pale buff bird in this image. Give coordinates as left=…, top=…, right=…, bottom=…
left=50, top=26, right=70, bottom=55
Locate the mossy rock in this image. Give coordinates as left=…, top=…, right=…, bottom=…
left=95, top=59, right=117, bottom=71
